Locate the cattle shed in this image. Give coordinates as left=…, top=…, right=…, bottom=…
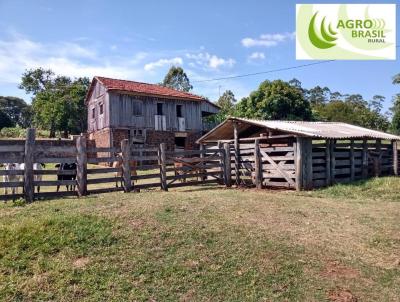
left=197, top=117, right=400, bottom=190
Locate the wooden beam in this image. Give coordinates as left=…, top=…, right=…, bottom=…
left=121, top=139, right=132, bottom=192
left=295, top=138, right=302, bottom=191
left=159, top=143, right=168, bottom=191
left=325, top=139, right=331, bottom=186
left=376, top=139, right=382, bottom=176
left=76, top=135, right=87, bottom=197
left=295, top=137, right=312, bottom=190
left=331, top=140, right=336, bottom=184
left=233, top=121, right=240, bottom=186
left=24, top=128, right=35, bottom=202
left=224, top=143, right=232, bottom=187
left=350, top=139, right=355, bottom=181
left=393, top=140, right=398, bottom=176
left=254, top=139, right=262, bottom=189
left=362, top=138, right=368, bottom=179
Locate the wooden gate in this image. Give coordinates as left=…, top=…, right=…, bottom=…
left=259, top=144, right=296, bottom=189
left=164, top=148, right=225, bottom=188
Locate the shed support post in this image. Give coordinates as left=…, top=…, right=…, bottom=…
left=375, top=139, right=382, bottom=177
left=350, top=139, right=355, bottom=181
left=24, top=128, right=35, bottom=202
left=217, top=141, right=224, bottom=184
left=233, top=122, right=240, bottom=186
left=393, top=140, right=398, bottom=176
left=76, top=135, right=87, bottom=197
left=331, top=140, right=336, bottom=184
left=362, top=139, right=368, bottom=179
left=121, top=139, right=132, bottom=192
left=325, top=139, right=332, bottom=186
left=254, top=139, right=262, bottom=189
left=159, top=143, right=168, bottom=191
left=296, top=137, right=312, bottom=190
left=224, top=143, right=232, bottom=187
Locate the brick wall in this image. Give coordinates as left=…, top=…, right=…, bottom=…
left=88, top=128, right=111, bottom=149
left=185, top=131, right=202, bottom=150
left=111, top=129, right=129, bottom=149
left=146, top=130, right=175, bottom=151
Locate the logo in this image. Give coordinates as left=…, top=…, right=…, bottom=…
left=296, top=4, right=396, bottom=60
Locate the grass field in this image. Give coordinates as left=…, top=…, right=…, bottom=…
left=0, top=177, right=399, bottom=301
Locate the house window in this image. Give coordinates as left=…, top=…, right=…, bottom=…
left=99, top=103, right=104, bottom=115
left=132, top=100, right=142, bottom=116
left=157, top=103, right=163, bottom=115
left=137, top=129, right=143, bottom=136
left=176, top=105, right=183, bottom=118
left=92, top=107, right=95, bottom=119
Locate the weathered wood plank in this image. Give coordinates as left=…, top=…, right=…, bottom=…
left=0, top=181, right=24, bottom=188
left=35, top=157, right=76, bottom=164
left=0, top=145, right=24, bottom=152
left=34, top=180, right=76, bottom=186
left=24, top=128, right=35, bottom=202
left=87, top=177, right=119, bottom=184
left=76, top=135, right=87, bottom=197
left=87, top=167, right=120, bottom=174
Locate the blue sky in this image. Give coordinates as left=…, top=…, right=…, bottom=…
left=0, top=0, right=398, bottom=112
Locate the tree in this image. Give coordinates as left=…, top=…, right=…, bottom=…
left=305, top=86, right=331, bottom=106
left=0, top=109, right=13, bottom=129
left=368, top=95, right=385, bottom=114
left=235, top=79, right=312, bottom=120
left=391, top=73, right=400, bottom=134
left=213, top=90, right=237, bottom=123
left=0, top=96, right=32, bottom=128
left=19, top=68, right=89, bottom=137
left=161, top=66, right=193, bottom=92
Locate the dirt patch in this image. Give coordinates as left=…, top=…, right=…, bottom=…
left=321, top=260, right=359, bottom=279
left=179, top=289, right=196, bottom=302
left=327, top=287, right=358, bottom=302
left=73, top=257, right=90, bottom=268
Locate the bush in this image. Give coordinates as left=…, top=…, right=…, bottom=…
left=0, top=127, right=25, bottom=138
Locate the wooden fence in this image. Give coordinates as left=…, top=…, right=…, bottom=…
left=1, top=129, right=398, bottom=202
left=0, top=129, right=230, bottom=202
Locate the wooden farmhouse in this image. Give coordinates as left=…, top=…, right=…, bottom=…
left=197, top=117, right=400, bottom=190
left=85, top=76, right=220, bottom=151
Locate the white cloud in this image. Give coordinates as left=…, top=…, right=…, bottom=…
left=185, top=52, right=235, bottom=70
left=241, top=32, right=295, bottom=48
left=143, top=57, right=183, bottom=71
left=248, top=52, right=265, bottom=60
left=0, top=33, right=149, bottom=84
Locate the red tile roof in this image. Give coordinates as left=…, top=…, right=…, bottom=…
left=95, top=76, right=206, bottom=101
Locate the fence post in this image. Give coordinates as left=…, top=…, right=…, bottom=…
left=224, top=143, right=232, bottom=187
left=350, top=139, right=355, bottom=181
left=233, top=121, right=240, bottom=186
left=393, top=140, right=398, bottom=176
left=362, top=139, right=368, bottom=179
left=76, top=135, right=87, bottom=197
left=254, top=139, right=262, bottom=189
left=121, top=139, right=132, bottom=192
left=160, top=143, right=168, bottom=191
left=24, top=128, right=35, bottom=202
left=325, top=139, right=331, bottom=186
left=199, top=144, right=206, bottom=181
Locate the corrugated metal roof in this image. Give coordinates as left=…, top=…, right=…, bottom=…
left=198, top=117, right=400, bottom=142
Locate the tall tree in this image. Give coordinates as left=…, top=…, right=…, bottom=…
left=161, top=66, right=193, bottom=92
left=19, top=68, right=89, bottom=137
left=305, top=86, right=331, bottom=106
left=235, top=79, right=312, bottom=120
left=213, top=90, right=237, bottom=123
left=391, top=73, right=400, bottom=134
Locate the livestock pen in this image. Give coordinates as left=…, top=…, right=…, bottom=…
left=197, top=117, right=400, bottom=190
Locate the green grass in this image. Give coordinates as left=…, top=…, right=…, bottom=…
left=0, top=178, right=400, bottom=301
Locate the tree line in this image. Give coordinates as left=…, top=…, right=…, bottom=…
left=0, top=66, right=399, bottom=137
